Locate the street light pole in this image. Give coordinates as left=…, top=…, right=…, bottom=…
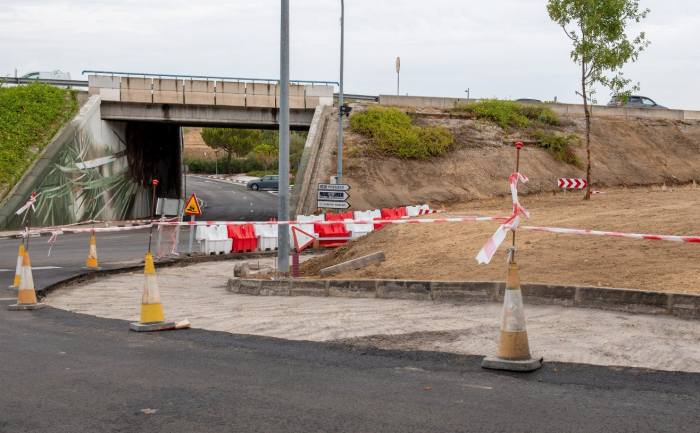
left=396, top=57, right=400, bottom=96
left=277, top=0, right=290, bottom=273
left=337, top=0, right=344, bottom=184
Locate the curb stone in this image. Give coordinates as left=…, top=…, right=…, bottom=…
left=227, top=278, right=700, bottom=321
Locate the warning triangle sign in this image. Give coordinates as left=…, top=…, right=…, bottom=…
left=184, top=193, right=202, bottom=216
left=291, top=225, right=315, bottom=253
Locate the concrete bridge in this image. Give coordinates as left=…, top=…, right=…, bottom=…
left=87, top=72, right=334, bottom=129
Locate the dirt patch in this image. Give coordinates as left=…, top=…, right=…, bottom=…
left=340, top=114, right=700, bottom=210
left=183, top=127, right=217, bottom=160
left=301, top=185, right=700, bottom=294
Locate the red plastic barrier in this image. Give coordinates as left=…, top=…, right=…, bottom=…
left=376, top=207, right=407, bottom=229
left=227, top=223, right=257, bottom=252
left=325, top=211, right=353, bottom=221
left=313, top=222, right=350, bottom=247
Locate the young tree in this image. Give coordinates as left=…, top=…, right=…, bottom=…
left=547, top=0, right=650, bottom=199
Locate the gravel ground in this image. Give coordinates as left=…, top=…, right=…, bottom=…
left=45, top=259, right=700, bottom=373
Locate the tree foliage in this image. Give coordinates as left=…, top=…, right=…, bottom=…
left=547, top=0, right=649, bottom=199
left=201, top=128, right=270, bottom=162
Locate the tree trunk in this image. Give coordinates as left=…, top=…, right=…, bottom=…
left=581, top=63, right=592, bottom=201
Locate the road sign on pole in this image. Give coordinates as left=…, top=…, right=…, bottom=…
left=318, top=183, right=350, bottom=191
left=184, top=193, right=202, bottom=216
left=317, top=200, right=350, bottom=209
left=318, top=190, right=349, bottom=201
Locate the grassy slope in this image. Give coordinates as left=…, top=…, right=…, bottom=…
left=0, top=83, right=78, bottom=198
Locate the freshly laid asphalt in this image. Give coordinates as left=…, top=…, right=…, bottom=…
left=1, top=300, right=699, bottom=433
left=0, top=175, right=276, bottom=294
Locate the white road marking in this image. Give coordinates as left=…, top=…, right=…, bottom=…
left=0, top=266, right=61, bottom=272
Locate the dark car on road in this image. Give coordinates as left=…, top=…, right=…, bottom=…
left=246, top=175, right=279, bottom=191
left=607, top=95, right=666, bottom=109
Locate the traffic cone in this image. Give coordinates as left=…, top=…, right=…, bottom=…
left=8, top=250, right=46, bottom=311
left=85, top=231, right=100, bottom=270
left=9, top=243, right=25, bottom=289
left=481, top=261, right=542, bottom=371
left=129, top=252, right=189, bottom=331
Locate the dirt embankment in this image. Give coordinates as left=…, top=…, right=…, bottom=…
left=183, top=127, right=217, bottom=160
left=301, top=186, right=700, bottom=294
left=339, top=114, right=700, bottom=210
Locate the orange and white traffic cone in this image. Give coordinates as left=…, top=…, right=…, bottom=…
left=85, top=231, right=100, bottom=270
left=9, top=243, right=25, bottom=289
left=8, top=250, right=46, bottom=311
left=482, top=259, right=542, bottom=371
left=129, top=252, right=189, bottom=332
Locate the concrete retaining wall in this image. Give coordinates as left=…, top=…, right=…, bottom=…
left=228, top=278, right=700, bottom=320
left=378, top=95, right=700, bottom=122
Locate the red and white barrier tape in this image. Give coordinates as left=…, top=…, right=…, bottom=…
left=15, top=192, right=38, bottom=216
left=476, top=173, right=529, bottom=265
left=152, top=215, right=506, bottom=227
left=521, top=225, right=700, bottom=244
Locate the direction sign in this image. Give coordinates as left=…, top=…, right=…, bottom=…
left=318, top=190, right=349, bottom=201
left=558, top=178, right=588, bottom=190
left=318, top=183, right=350, bottom=191
left=317, top=200, right=350, bottom=209
left=184, top=193, right=203, bottom=216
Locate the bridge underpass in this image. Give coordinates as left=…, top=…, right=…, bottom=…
left=89, top=72, right=334, bottom=220
left=0, top=72, right=335, bottom=229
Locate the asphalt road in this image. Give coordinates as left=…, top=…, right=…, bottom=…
left=1, top=301, right=698, bottom=433
left=0, top=176, right=276, bottom=293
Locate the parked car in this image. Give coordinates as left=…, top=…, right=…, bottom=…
left=607, top=95, right=666, bottom=109
left=515, top=98, right=543, bottom=104
left=246, top=175, right=279, bottom=191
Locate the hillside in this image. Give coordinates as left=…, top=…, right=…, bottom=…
left=0, top=84, right=78, bottom=199
left=339, top=111, right=700, bottom=209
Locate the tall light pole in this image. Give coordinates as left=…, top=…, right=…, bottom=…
left=277, top=0, right=290, bottom=273
left=337, top=0, right=344, bottom=184
left=395, top=56, right=400, bottom=96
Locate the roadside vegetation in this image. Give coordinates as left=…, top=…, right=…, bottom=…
left=349, top=106, right=453, bottom=159
left=451, top=99, right=559, bottom=129
left=452, top=99, right=582, bottom=167
left=0, top=83, right=78, bottom=198
left=185, top=128, right=306, bottom=177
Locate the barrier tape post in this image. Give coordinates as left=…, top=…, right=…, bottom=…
left=481, top=142, right=542, bottom=372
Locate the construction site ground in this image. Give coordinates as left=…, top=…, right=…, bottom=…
left=302, top=185, right=700, bottom=294
left=45, top=259, right=700, bottom=373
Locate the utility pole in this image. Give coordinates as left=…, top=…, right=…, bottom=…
left=395, top=56, right=400, bottom=96
left=337, top=0, right=344, bottom=184
left=465, top=88, right=470, bottom=102
left=277, top=0, right=290, bottom=273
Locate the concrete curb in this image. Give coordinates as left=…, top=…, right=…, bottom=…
left=227, top=278, right=700, bottom=321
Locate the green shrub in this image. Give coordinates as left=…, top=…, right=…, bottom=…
left=532, top=130, right=582, bottom=168
left=185, top=157, right=265, bottom=174
left=349, top=107, right=454, bottom=159
left=0, top=84, right=78, bottom=195
left=452, top=99, right=560, bottom=129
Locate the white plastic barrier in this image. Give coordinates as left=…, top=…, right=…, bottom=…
left=406, top=204, right=431, bottom=216
left=348, top=210, right=377, bottom=239
left=199, top=225, right=232, bottom=255
left=254, top=223, right=278, bottom=251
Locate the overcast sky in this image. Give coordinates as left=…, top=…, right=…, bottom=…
left=2, top=0, right=698, bottom=109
